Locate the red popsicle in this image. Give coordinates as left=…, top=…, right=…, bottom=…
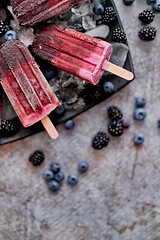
left=31, top=24, right=134, bottom=85
left=11, top=0, right=87, bottom=27
left=0, top=40, right=60, bottom=139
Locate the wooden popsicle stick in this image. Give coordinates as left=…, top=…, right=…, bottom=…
left=41, top=116, right=59, bottom=139
left=102, top=60, right=134, bottom=81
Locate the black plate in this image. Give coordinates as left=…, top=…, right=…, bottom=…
left=0, top=0, right=134, bottom=145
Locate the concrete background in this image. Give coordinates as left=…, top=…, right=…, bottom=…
left=0, top=0, right=160, bottom=239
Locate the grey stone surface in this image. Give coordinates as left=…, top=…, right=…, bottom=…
left=0, top=1, right=160, bottom=239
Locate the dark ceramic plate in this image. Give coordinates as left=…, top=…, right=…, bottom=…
left=0, top=0, right=134, bottom=145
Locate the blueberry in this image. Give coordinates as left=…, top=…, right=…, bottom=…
left=5, top=30, right=18, bottom=41
left=43, top=168, right=54, bottom=181
left=78, top=161, right=89, bottom=173
left=153, top=2, right=160, bottom=12
left=134, top=133, right=144, bottom=145
left=133, top=108, right=146, bottom=121
left=147, top=0, right=156, bottom=3
left=103, top=81, right=114, bottom=94
left=48, top=180, right=60, bottom=191
left=122, top=119, right=131, bottom=128
left=54, top=171, right=65, bottom=182
left=44, top=67, right=58, bottom=80
left=93, top=4, right=104, bottom=15
left=50, top=162, right=61, bottom=173
left=158, top=119, right=160, bottom=128
left=135, top=97, right=146, bottom=107
left=64, top=119, right=75, bottom=130
left=123, top=0, right=135, bottom=5
left=67, top=173, right=79, bottom=185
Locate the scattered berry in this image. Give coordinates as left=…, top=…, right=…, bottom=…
left=29, top=150, right=45, bottom=166
left=0, top=20, right=8, bottom=37
left=67, top=173, right=79, bottom=185
left=93, top=4, right=104, bottom=15
left=54, top=171, right=65, bottom=182
left=134, top=133, right=144, bottom=145
left=101, top=7, right=117, bottom=26
left=64, top=119, right=75, bottom=130
left=83, top=83, right=104, bottom=104
left=5, top=30, right=18, bottom=41
left=147, top=0, right=156, bottom=4
left=139, top=10, right=155, bottom=24
left=122, top=118, right=131, bottom=128
left=48, top=180, right=60, bottom=191
left=158, top=119, right=160, bottom=128
left=135, top=97, right=146, bottom=107
left=123, top=0, right=135, bottom=5
left=152, top=2, right=160, bottom=12
left=0, top=119, right=19, bottom=137
left=107, top=105, right=123, bottom=121
left=133, top=108, right=147, bottom=121
left=112, top=28, right=127, bottom=43
left=43, top=168, right=54, bottom=181
left=103, top=81, right=114, bottom=94
left=92, top=131, right=110, bottom=149
left=138, top=26, right=156, bottom=41
left=78, top=161, right=89, bottom=173
left=108, top=120, right=123, bottom=136
left=44, top=67, right=58, bottom=80
left=50, top=162, right=61, bottom=173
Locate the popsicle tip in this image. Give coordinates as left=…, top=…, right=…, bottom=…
left=51, top=130, right=59, bottom=140
left=103, top=61, right=134, bottom=81
left=122, top=70, right=134, bottom=81
left=41, top=116, right=59, bottom=140
left=128, top=72, right=134, bottom=81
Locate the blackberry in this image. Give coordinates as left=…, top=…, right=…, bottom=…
left=29, top=150, right=45, bottom=166
left=107, top=106, right=123, bottom=121
left=112, top=28, right=127, bottom=43
left=139, top=10, right=155, bottom=24
left=0, top=119, right=19, bottom=137
left=0, top=20, right=8, bottom=37
left=138, top=26, right=156, bottom=41
left=92, top=132, right=110, bottom=150
left=82, top=83, right=104, bottom=104
left=101, top=7, right=117, bottom=26
left=108, top=120, right=123, bottom=137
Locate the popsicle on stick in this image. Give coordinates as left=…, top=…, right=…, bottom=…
left=31, top=24, right=134, bottom=85
left=0, top=40, right=60, bottom=139
left=11, top=0, right=87, bottom=27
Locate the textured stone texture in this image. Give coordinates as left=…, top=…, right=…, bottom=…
left=0, top=1, right=160, bottom=239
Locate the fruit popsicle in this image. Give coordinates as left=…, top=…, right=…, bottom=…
left=11, top=0, right=87, bottom=27
left=0, top=40, right=60, bottom=139
left=31, top=24, right=134, bottom=85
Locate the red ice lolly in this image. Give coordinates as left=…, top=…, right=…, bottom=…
left=0, top=40, right=60, bottom=139
left=11, top=0, right=87, bottom=27
left=31, top=24, right=134, bottom=85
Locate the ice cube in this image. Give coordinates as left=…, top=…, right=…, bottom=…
left=82, top=14, right=96, bottom=31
